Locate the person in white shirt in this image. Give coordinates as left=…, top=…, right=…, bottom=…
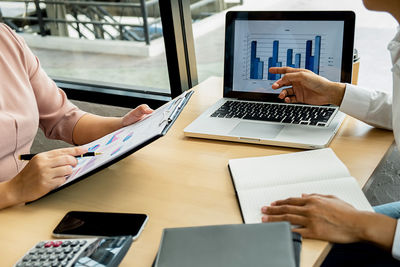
left=261, top=0, right=400, bottom=265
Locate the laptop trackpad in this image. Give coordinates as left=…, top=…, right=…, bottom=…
left=229, top=122, right=283, bottom=139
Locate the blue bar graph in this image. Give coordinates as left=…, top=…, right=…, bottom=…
left=295, top=53, right=301, bottom=68
left=249, top=35, right=321, bottom=81
left=287, top=49, right=301, bottom=69
left=313, top=36, right=321, bottom=74
left=304, top=36, right=321, bottom=74
left=250, top=41, right=264, bottom=79
left=287, top=49, right=293, bottom=67
left=267, top=40, right=282, bottom=80
left=305, top=40, right=313, bottom=71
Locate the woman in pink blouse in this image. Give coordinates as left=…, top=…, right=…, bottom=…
left=0, top=24, right=153, bottom=209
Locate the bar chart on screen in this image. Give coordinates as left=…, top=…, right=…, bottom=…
left=246, top=34, right=329, bottom=81
left=232, top=20, right=344, bottom=93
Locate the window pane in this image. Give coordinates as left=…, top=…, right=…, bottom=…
left=0, top=0, right=170, bottom=94
left=191, top=0, right=241, bottom=83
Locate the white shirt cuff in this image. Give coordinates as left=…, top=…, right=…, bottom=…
left=392, top=219, right=400, bottom=260
left=339, top=84, right=371, bottom=120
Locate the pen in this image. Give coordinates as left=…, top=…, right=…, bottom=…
left=18, top=152, right=102, bottom=161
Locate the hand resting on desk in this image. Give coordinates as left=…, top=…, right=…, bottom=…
left=261, top=194, right=396, bottom=251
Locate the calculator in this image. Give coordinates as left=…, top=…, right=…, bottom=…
left=14, top=235, right=133, bottom=267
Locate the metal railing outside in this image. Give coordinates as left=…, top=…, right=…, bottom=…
left=0, top=0, right=160, bottom=44
left=0, top=0, right=242, bottom=45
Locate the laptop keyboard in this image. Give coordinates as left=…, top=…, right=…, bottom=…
left=210, top=101, right=336, bottom=127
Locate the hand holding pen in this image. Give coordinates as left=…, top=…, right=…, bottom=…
left=9, top=147, right=89, bottom=204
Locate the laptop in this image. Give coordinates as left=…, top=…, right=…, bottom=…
left=184, top=11, right=355, bottom=149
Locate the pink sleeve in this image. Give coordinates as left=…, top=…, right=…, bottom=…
left=9, top=28, right=86, bottom=144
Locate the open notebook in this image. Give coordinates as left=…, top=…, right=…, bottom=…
left=228, top=148, right=373, bottom=224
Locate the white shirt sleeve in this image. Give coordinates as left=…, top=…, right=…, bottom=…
left=340, top=84, right=393, bottom=130
left=392, top=220, right=400, bottom=260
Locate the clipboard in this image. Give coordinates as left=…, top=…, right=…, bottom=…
left=30, top=90, right=194, bottom=203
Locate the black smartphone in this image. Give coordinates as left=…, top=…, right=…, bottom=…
left=52, top=211, right=148, bottom=240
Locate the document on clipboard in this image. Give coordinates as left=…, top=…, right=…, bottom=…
left=33, top=90, right=194, bottom=201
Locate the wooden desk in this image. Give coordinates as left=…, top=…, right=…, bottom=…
left=0, top=77, right=394, bottom=267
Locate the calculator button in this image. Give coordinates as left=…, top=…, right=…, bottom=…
left=79, top=240, right=87, bottom=246
left=71, top=240, right=80, bottom=246
left=53, top=241, right=63, bottom=247
left=44, top=241, right=54, bottom=248
left=63, top=246, right=72, bottom=254
left=60, top=260, right=69, bottom=266
left=30, top=255, right=39, bottom=261
left=58, top=253, right=66, bottom=260
left=40, top=254, right=49, bottom=261
left=73, top=246, right=81, bottom=253
left=35, top=242, right=46, bottom=248
left=49, top=254, right=57, bottom=261
left=37, top=248, right=46, bottom=254
left=42, top=262, right=52, bottom=267
left=61, top=240, right=71, bottom=247
left=54, top=247, right=63, bottom=254
left=51, top=261, right=60, bottom=267
left=33, top=262, right=41, bottom=267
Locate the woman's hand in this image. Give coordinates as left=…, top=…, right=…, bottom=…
left=269, top=67, right=346, bottom=106
left=122, top=104, right=153, bottom=127
left=261, top=194, right=397, bottom=249
left=7, top=146, right=87, bottom=204
left=73, top=104, right=153, bottom=145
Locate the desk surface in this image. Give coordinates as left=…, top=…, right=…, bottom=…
left=0, top=77, right=394, bottom=267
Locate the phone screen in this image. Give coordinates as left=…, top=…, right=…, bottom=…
left=53, top=211, right=148, bottom=238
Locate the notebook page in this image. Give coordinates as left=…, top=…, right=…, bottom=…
left=229, top=148, right=350, bottom=191
left=237, top=177, right=373, bottom=224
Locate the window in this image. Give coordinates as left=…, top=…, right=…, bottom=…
left=0, top=0, right=187, bottom=107
left=192, top=0, right=242, bottom=83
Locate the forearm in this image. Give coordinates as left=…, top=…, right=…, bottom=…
left=327, top=81, right=346, bottom=106
left=0, top=180, right=20, bottom=209
left=358, top=211, right=397, bottom=251
left=72, top=114, right=123, bottom=145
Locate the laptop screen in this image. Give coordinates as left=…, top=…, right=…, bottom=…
left=232, top=20, right=344, bottom=94
left=223, top=11, right=355, bottom=100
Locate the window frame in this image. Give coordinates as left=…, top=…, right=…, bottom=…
left=42, top=0, right=199, bottom=109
